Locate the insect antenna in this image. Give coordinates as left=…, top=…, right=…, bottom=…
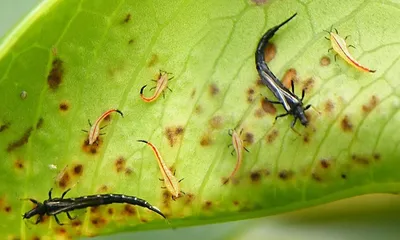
left=348, top=45, right=356, bottom=49
left=178, top=178, right=184, bottom=183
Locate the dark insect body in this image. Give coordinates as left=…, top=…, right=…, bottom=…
left=22, top=189, right=166, bottom=225
left=255, top=13, right=311, bottom=128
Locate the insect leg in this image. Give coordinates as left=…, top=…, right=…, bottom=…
left=149, top=86, right=156, bottom=91
left=228, top=129, right=233, bottom=136
left=81, top=129, right=88, bottom=133
left=291, top=80, right=295, bottom=94
left=180, top=190, right=186, bottom=195
left=167, top=87, right=173, bottom=92
left=53, top=215, right=64, bottom=225
left=159, top=178, right=164, bottom=181
left=327, top=47, right=333, bottom=52
left=324, top=36, right=330, bottom=40
left=334, top=54, right=338, bottom=62
left=162, top=92, right=166, bottom=99
left=348, top=45, right=356, bottom=49
left=301, top=88, right=306, bottom=101
left=35, top=216, right=42, bottom=224
left=274, top=112, right=290, bottom=121
left=99, top=124, right=108, bottom=130
left=61, top=188, right=71, bottom=199
left=344, top=35, right=351, bottom=40
left=265, top=97, right=282, bottom=105
left=227, top=143, right=233, bottom=148
left=334, top=28, right=338, bottom=34
left=48, top=188, right=53, bottom=199
left=304, top=104, right=312, bottom=111
left=87, top=119, right=92, bottom=127
left=231, top=149, right=235, bottom=155
left=66, top=212, right=76, bottom=220
left=178, top=178, right=184, bottom=183
left=244, top=147, right=250, bottom=153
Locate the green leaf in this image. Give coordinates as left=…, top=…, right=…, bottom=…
left=1, top=0, right=399, bottom=239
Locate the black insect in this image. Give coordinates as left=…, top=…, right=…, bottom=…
left=255, top=13, right=311, bottom=128
left=22, top=188, right=166, bottom=225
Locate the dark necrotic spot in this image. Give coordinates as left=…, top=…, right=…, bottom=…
left=250, top=171, right=261, bottom=182
left=311, top=172, right=322, bottom=182
left=245, top=132, right=254, bottom=144
left=302, top=78, right=314, bottom=92
left=362, top=95, right=379, bottom=113
left=7, top=127, right=33, bottom=152
left=282, top=68, right=297, bottom=89
left=191, top=89, right=196, bottom=98
left=59, top=101, right=69, bottom=111
left=90, top=206, right=99, bottom=213
left=107, top=208, right=114, bottom=215
left=341, top=173, right=347, bottom=179
left=247, top=88, right=255, bottom=103
left=303, top=132, right=310, bottom=143
left=72, top=220, right=82, bottom=227
left=165, top=126, right=185, bottom=147
left=32, top=236, right=40, bottom=240
left=351, top=154, right=370, bottom=165
left=209, top=83, right=220, bottom=96
left=122, top=205, right=136, bottom=216
left=115, top=157, right=126, bottom=173
left=264, top=43, right=276, bottom=62
left=98, top=185, right=108, bottom=193
left=256, top=77, right=263, bottom=86
left=278, top=170, right=294, bottom=180
left=209, top=116, right=224, bottom=129
left=341, top=115, right=353, bottom=132
left=140, top=218, right=148, bottom=223
left=58, top=171, right=70, bottom=189
left=91, top=217, right=106, bottom=227
left=203, top=201, right=212, bottom=210
left=324, top=100, right=334, bottom=113
left=266, top=129, right=278, bottom=143
left=0, top=122, right=10, bottom=132
left=185, top=193, right=195, bottom=205
left=82, top=138, right=102, bottom=154
left=36, top=118, right=43, bottom=129
left=194, top=105, right=203, bottom=114
left=320, top=56, right=331, bottom=66
left=128, top=39, right=134, bottom=44
left=4, top=205, right=11, bottom=213
left=320, top=159, right=330, bottom=169
left=123, top=13, right=131, bottom=23
left=125, top=167, right=133, bottom=175
left=73, top=164, right=83, bottom=176
left=373, top=153, right=380, bottom=161
left=200, top=134, right=212, bottom=146
left=47, top=58, right=64, bottom=90
left=261, top=98, right=277, bottom=115
left=56, top=227, right=67, bottom=235
left=233, top=200, right=239, bottom=206
left=14, top=159, right=24, bottom=169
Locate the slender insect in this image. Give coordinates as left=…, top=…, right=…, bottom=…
left=255, top=13, right=311, bottom=128
left=140, top=70, right=173, bottom=103
left=326, top=28, right=376, bottom=73
left=137, top=140, right=182, bottom=200
left=82, top=109, right=123, bottom=145
left=224, top=129, right=249, bottom=184
left=22, top=188, right=166, bottom=225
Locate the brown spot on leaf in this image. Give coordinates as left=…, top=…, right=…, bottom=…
left=373, top=153, right=380, bottom=161
left=14, top=159, right=24, bottom=170
left=256, top=78, right=263, bottom=86
left=58, top=171, right=70, bottom=189
left=107, top=208, right=114, bottom=215
left=200, top=134, right=212, bottom=146
left=115, top=157, right=126, bottom=173
left=82, top=138, right=102, bottom=154
left=209, top=83, right=220, bottom=96
left=324, top=100, right=334, bottom=113
left=123, top=13, right=131, bottom=23
left=261, top=98, right=277, bottom=115
left=165, top=126, right=185, bottom=147
left=47, top=58, right=64, bottom=90
left=320, top=56, right=331, bottom=66
left=125, top=167, right=133, bottom=175
left=147, top=54, right=158, bottom=67
left=194, top=105, right=203, bottom=114
left=250, top=171, right=261, bottom=182
left=311, top=172, right=322, bottom=182
left=122, top=205, right=136, bottom=216
left=98, top=185, right=108, bottom=193
left=203, top=201, right=212, bottom=210
left=302, top=78, right=314, bottom=92
left=264, top=43, right=276, bottom=62
left=278, top=170, right=294, bottom=180
left=32, top=236, right=40, bottom=240
left=245, top=132, right=254, bottom=144
left=252, top=0, right=268, bottom=5
left=185, top=193, right=195, bottom=205
left=233, top=200, right=240, bottom=206
left=247, top=88, right=256, bottom=103
left=282, top=68, right=297, bottom=89
left=73, top=164, right=83, bottom=176
left=351, top=154, right=370, bottom=165
left=191, top=89, right=196, bottom=98
left=72, top=220, right=82, bottom=227
left=59, top=101, right=69, bottom=112
left=209, top=116, right=224, bottom=129
left=56, top=227, right=67, bottom=235
left=341, top=173, right=347, bottom=179
left=303, top=132, right=310, bottom=143
left=7, top=127, right=33, bottom=152
left=341, top=115, right=353, bottom=132
left=254, top=108, right=265, bottom=118
left=0, top=122, right=10, bottom=132
left=362, top=95, right=379, bottom=113
left=140, top=218, right=148, bottom=223
left=90, top=206, right=99, bottom=214
left=91, top=217, right=106, bottom=227
left=162, top=190, right=171, bottom=208
left=320, top=159, right=330, bottom=169
left=128, top=39, right=134, bottom=44
left=266, top=129, right=279, bottom=143
left=4, top=205, right=11, bottom=213
left=36, top=118, right=43, bottom=129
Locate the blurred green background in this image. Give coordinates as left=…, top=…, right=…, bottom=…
left=1, top=1, right=400, bottom=239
